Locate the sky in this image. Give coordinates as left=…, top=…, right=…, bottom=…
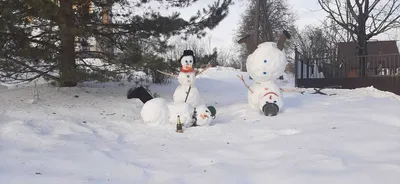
left=175, top=0, right=400, bottom=51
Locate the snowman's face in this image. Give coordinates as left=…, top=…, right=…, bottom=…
left=258, top=88, right=283, bottom=110
left=246, top=42, right=287, bottom=82
left=195, top=105, right=214, bottom=126
left=180, top=55, right=194, bottom=70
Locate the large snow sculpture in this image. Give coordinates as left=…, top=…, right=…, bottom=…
left=239, top=30, right=291, bottom=116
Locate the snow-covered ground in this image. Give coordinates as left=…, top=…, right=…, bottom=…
left=1, top=67, right=400, bottom=184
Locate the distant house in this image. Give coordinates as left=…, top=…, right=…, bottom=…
left=336, top=40, right=400, bottom=77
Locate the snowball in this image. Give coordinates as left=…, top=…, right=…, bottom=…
left=194, top=104, right=213, bottom=126
left=246, top=42, right=287, bottom=82
left=140, top=98, right=170, bottom=126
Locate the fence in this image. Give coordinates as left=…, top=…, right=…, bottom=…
left=295, top=49, right=400, bottom=95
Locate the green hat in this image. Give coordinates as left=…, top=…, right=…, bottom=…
left=207, top=106, right=216, bottom=118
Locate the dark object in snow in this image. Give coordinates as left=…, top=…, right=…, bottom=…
left=262, top=103, right=279, bottom=116
left=83, top=121, right=87, bottom=124
left=207, top=106, right=216, bottom=118
left=180, top=50, right=196, bottom=65
left=74, top=95, right=79, bottom=98
left=277, top=30, right=291, bottom=51
left=35, top=172, right=41, bottom=175
left=191, top=108, right=198, bottom=126
left=176, top=115, right=183, bottom=133
left=311, top=87, right=338, bottom=96
left=127, top=86, right=153, bottom=104
left=184, top=85, right=192, bottom=103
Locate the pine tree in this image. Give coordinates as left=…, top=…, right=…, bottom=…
left=0, top=0, right=233, bottom=86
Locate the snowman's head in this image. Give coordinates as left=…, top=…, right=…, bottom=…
left=258, top=88, right=283, bottom=116
left=180, top=50, right=196, bottom=71
left=246, top=42, right=287, bottom=82
left=194, top=105, right=216, bottom=126
left=177, top=71, right=196, bottom=85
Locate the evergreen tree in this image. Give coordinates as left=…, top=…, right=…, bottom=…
left=0, top=0, right=233, bottom=86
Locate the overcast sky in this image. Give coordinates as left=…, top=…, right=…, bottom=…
left=175, top=0, right=400, bottom=50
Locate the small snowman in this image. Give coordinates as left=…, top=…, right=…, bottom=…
left=127, top=86, right=217, bottom=129
left=238, top=30, right=291, bottom=116
left=157, top=50, right=211, bottom=107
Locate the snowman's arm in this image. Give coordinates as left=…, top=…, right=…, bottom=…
left=157, top=70, right=178, bottom=78
left=195, top=63, right=212, bottom=76
left=237, top=75, right=254, bottom=93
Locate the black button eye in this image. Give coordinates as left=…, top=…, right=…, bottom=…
left=206, top=110, right=209, bottom=113
left=185, top=60, right=188, bottom=63
left=274, top=101, right=277, bottom=103
left=187, top=75, right=190, bottom=78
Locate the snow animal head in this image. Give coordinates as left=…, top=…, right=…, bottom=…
left=177, top=71, right=196, bottom=85
left=179, top=50, right=196, bottom=71
left=246, top=30, right=291, bottom=82
left=194, top=105, right=216, bottom=126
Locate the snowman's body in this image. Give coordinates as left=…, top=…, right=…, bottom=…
left=173, top=71, right=200, bottom=107
left=245, top=41, right=289, bottom=116
left=140, top=97, right=213, bottom=128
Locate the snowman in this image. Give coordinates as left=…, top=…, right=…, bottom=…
left=127, top=86, right=217, bottom=129
left=238, top=30, right=291, bottom=116
left=173, top=50, right=200, bottom=107
left=157, top=50, right=211, bottom=107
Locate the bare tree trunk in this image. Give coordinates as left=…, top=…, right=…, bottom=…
left=59, top=0, right=78, bottom=87
left=254, top=0, right=261, bottom=45
left=357, top=11, right=368, bottom=77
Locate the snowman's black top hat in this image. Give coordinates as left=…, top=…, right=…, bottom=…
left=179, top=50, right=196, bottom=65
left=127, top=86, right=153, bottom=104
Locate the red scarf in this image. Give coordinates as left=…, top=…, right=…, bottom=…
left=179, top=67, right=194, bottom=73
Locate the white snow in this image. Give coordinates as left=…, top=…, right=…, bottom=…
left=1, top=67, right=400, bottom=183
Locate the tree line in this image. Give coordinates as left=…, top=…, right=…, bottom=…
left=235, top=0, right=400, bottom=75
left=1, top=0, right=399, bottom=87
left=0, top=0, right=234, bottom=86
